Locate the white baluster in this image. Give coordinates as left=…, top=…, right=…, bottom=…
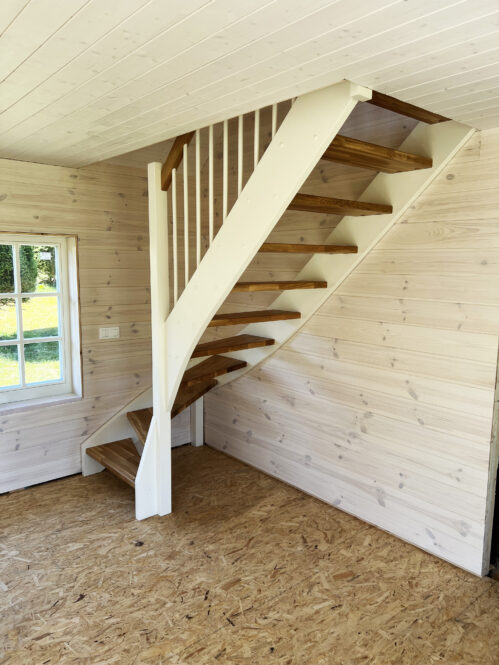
left=238, top=115, right=243, bottom=195
left=195, top=129, right=201, bottom=267
left=208, top=124, right=214, bottom=244
left=183, top=143, right=189, bottom=286
left=254, top=108, right=260, bottom=169
left=271, top=103, right=277, bottom=138
left=172, top=168, right=178, bottom=304
left=164, top=187, right=171, bottom=313
left=223, top=119, right=228, bottom=222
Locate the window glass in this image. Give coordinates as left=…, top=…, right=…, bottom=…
left=24, top=341, right=61, bottom=385
left=20, top=244, right=57, bottom=293
left=22, top=296, right=59, bottom=339
left=0, top=345, right=20, bottom=388
left=0, top=298, right=17, bottom=341
left=0, top=244, right=15, bottom=293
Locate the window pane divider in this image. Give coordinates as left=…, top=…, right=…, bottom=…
left=0, top=337, right=62, bottom=345
left=23, top=336, right=63, bottom=344
left=0, top=292, right=61, bottom=298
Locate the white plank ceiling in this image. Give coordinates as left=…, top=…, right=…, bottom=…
left=0, top=0, right=498, bottom=167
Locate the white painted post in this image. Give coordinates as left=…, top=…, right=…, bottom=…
left=237, top=115, right=243, bottom=195
left=195, top=129, right=201, bottom=267
left=190, top=398, right=204, bottom=447
left=172, top=168, right=178, bottom=304
left=223, top=119, right=228, bottom=222
left=271, top=103, right=277, bottom=138
left=254, top=109, right=260, bottom=169
left=208, top=124, right=214, bottom=244
left=135, top=162, right=172, bottom=519
left=183, top=143, right=189, bottom=285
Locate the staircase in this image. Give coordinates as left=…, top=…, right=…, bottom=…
left=82, top=80, right=473, bottom=519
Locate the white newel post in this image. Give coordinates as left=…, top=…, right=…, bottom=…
left=135, top=163, right=172, bottom=519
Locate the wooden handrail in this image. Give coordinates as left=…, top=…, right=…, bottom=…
left=161, top=131, right=195, bottom=190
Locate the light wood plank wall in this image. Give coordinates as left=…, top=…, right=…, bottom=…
left=205, top=121, right=499, bottom=575
left=0, top=158, right=185, bottom=492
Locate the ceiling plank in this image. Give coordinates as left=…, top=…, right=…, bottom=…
left=0, top=0, right=90, bottom=80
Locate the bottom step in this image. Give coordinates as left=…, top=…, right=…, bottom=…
left=86, top=439, right=140, bottom=488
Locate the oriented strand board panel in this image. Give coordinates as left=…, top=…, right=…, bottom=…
left=205, top=127, right=499, bottom=575
left=1, top=446, right=497, bottom=664
left=0, top=1, right=498, bottom=166
left=0, top=158, right=189, bottom=492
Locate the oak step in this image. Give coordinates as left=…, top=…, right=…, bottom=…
left=323, top=135, right=433, bottom=173
left=209, top=309, right=300, bottom=327
left=192, top=334, right=275, bottom=358
left=127, top=407, right=153, bottom=445
left=172, top=379, right=217, bottom=418
left=233, top=280, right=327, bottom=292
left=288, top=193, right=392, bottom=216
left=86, top=439, right=140, bottom=488
left=260, top=243, right=357, bottom=254
left=182, top=356, right=247, bottom=387
left=367, top=90, right=449, bottom=124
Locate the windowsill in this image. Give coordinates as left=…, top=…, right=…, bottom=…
left=0, top=392, right=82, bottom=416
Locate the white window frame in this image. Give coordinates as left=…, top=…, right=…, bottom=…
left=0, top=233, right=82, bottom=409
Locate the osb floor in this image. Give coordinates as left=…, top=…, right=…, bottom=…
left=1, top=446, right=498, bottom=665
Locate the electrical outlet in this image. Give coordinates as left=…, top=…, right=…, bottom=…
left=99, top=326, right=120, bottom=340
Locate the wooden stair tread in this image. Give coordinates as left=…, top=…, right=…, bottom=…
left=127, top=407, right=152, bottom=445
left=172, top=379, right=217, bottom=418
left=367, top=90, right=449, bottom=124
left=323, top=134, right=432, bottom=173
left=260, top=243, right=358, bottom=254
left=209, top=309, right=300, bottom=327
left=233, top=280, right=327, bottom=291
left=182, top=356, right=247, bottom=387
left=192, top=334, right=275, bottom=358
left=86, top=439, right=140, bottom=488
left=288, top=193, right=392, bottom=216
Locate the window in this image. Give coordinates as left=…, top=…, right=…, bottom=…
left=0, top=234, right=81, bottom=408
